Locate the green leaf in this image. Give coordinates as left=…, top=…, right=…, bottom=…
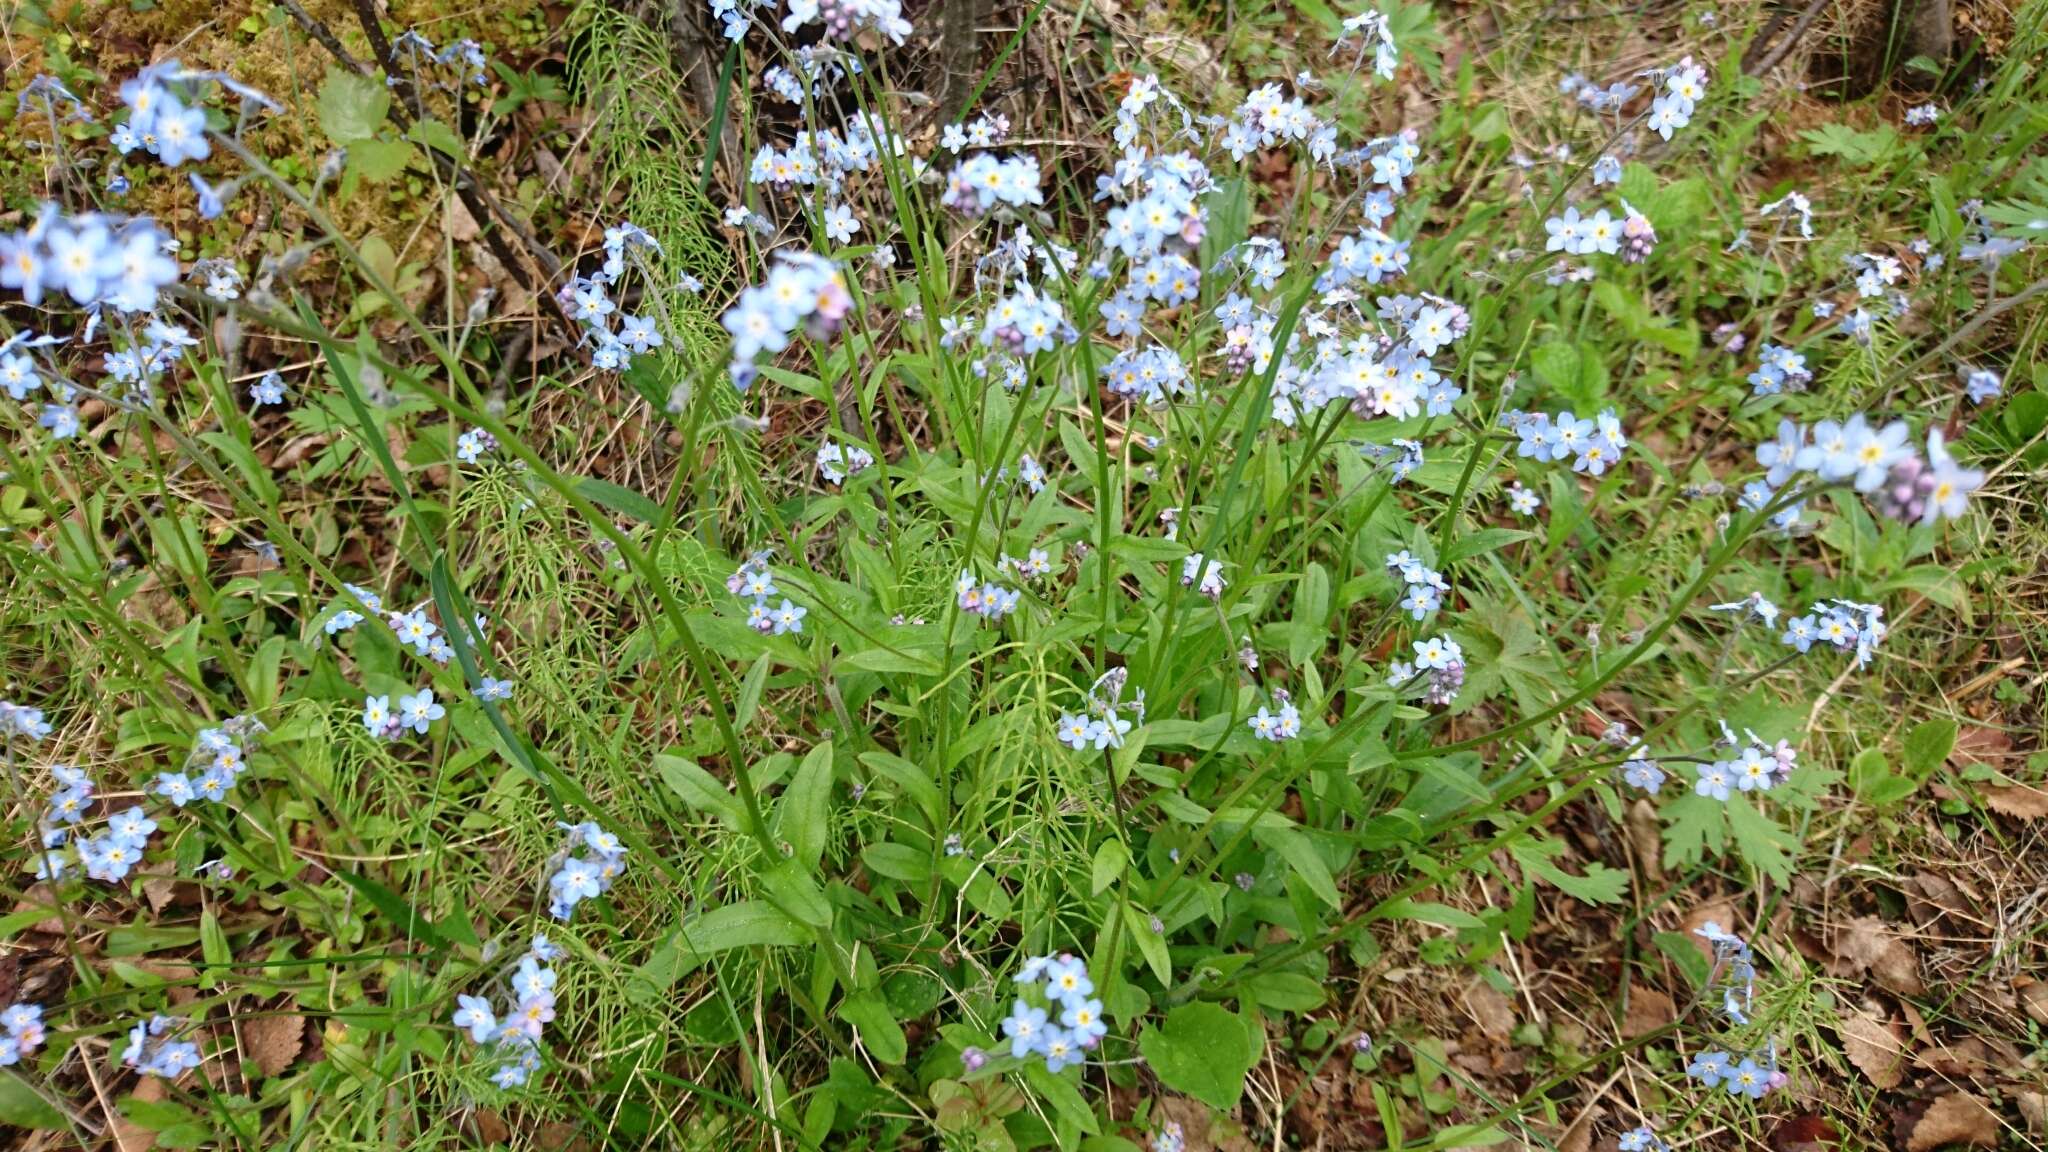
left=334, top=869, right=453, bottom=950
left=574, top=477, right=669, bottom=527
left=406, top=117, right=465, bottom=160
left=777, top=741, right=833, bottom=871
left=0, top=1077, right=64, bottom=1128
left=642, top=901, right=806, bottom=990
left=658, top=754, right=743, bottom=826
left=1660, top=791, right=1725, bottom=872
left=862, top=842, right=931, bottom=883
left=346, top=137, right=416, bottom=183
left=1440, top=528, right=1531, bottom=566
left=199, top=909, right=231, bottom=989
left=1724, top=795, right=1797, bottom=883
left=758, top=858, right=833, bottom=928
left=1373, top=898, right=1487, bottom=929
left=1251, top=824, right=1341, bottom=908
left=1090, top=838, right=1129, bottom=896
left=1022, top=1060, right=1100, bottom=1136
left=839, top=992, right=908, bottom=1064
left=1127, top=907, right=1172, bottom=984
left=1137, top=1003, right=1255, bottom=1110
left=1288, top=562, right=1331, bottom=666
left=1242, top=971, right=1327, bottom=1011
left=1903, top=717, right=1957, bottom=777
left=735, top=653, right=772, bottom=729
left=1510, top=839, right=1628, bottom=904
left=859, top=752, right=942, bottom=830
left=1290, top=0, right=1341, bottom=33
left=317, top=67, right=390, bottom=143
left=838, top=646, right=942, bottom=675
left=1652, top=930, right=1712, bottom=990
left=1799, top=122, right=1899, bottom=166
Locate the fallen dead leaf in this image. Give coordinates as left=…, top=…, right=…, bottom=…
left=1904, top=873, right=1976, bottom=927
left=1948, top=725, right=2014, bottom=767
left=1622, top=986, right=1675, bottom=1039
left=1152, top=1096, right=1259, bottom=1152
left=1835, top=917, right=1926, bottom=996
left=1463, top=978, right=1516, bottom=1040
left=243, top=1011, right=304, bottom=1078
left=1838, top=1010, right=1906, bottom=1089
left=1770, top=1112, right=1841, bottom=1152
left=1981, top=783, right=2048, bottom=819
left=1915, top=1035, right=2022, bottom=1081
left=448, top=196, right=480, bottom=243
left=1906, top=1093, right=2000, bottom=1152
left=1555, top=1101, right=1600, bottom=1152
left=2017, top=1092, right=2046, bottom=1135
left=2016, top=977, right=2048, bottom=1027
left=1626, top=799, right=1665, bottom=882
left=1680, top=903, right=1737, bottom=966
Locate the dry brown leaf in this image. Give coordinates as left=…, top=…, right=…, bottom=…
left=1838, top=1010, right=1905, bottom=1089
left=1981, top=784, right=2048, bottom=819
left=2017, top=1092, right=2046, bottom=1135
left=2016, top=977, right=2048, bottom=1027
left=1835, top=917, right=1926, bottom=996
left=1680, top=903, right=1737, bottom=966
left=1906, top=1093, right=2000, bottom=1152
left=243, top=1012, right=304, bottom=1078
left=1626, top=799, right=1664, bottom=882
left=1622, top=987, right=1675, bottom=1039
left=1904, top=873, right=1976, bottom=927
left=1948, top=725, right=2014, bottom=767
left=1915, top=1035, right=2022, bottom=1081
left=1463, top=979, right=1516, bottom=1040
left=1152, top=1097, right=1259, bottom=1152
left=1555, top=1101, right=1600, bottom=1152
left=448, top=197, right=480, bottom=243
left=1770, top=1112, right=1842, bottom=1152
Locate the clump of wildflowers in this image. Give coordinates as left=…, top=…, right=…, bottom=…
left=942, top=152, right=1044, bottom=215
left=1002, top=954, right=1102, bottom=1073
left=955, top=569, right=1021, bottom=621
left=1247, top=691, right=1303, bottom=742
left=1746, top=417, right=1980, bottom=531
left=2, top=700, right=54, bottom=743
left=549, top=822, right=628, bottom=921
left=1385, top=551, right=1447, bottom=621
left=1057, top=669, right=1142, bottom=751
left=123, top=1015, right=202, bottom=1079
left=453, top=938, right=560, bottom=1088
left=1, top=206, right=180, bottom=314
left=817, top=439, right=875, bottom=484
left=1388, top=635, right=1464, bottom=708
left=1618, top=1126, right=1667, bottom=1152
left=1960, top=367, right=2001, bottom=405
left=1622, top=749, right=1667, bottom=794
left=1781, top=597, right=1887, bottom=667
left=721, top=251, right=851, bottom=389
left=362, top=688, right=444, bottom=741
left=1681, top=921, right=1786, bottom=1100
left=1181, top=553, right=1226, bottom=599
left=0, top=1003, right=47, bottom=1066
left=1690, top=724, right=1797, bottom=801
left=1746, top=342, right=1811, bottom=395
left=1506, top=408, right=1631, bottom=475
left=729, top=553, right=811, bottom=636
left=456, top=427, right=498, bottom=464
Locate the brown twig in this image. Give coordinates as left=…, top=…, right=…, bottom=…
left=1743, top=0, right=1831, bottom=76
left=285, top=0, right=578, bottom=341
